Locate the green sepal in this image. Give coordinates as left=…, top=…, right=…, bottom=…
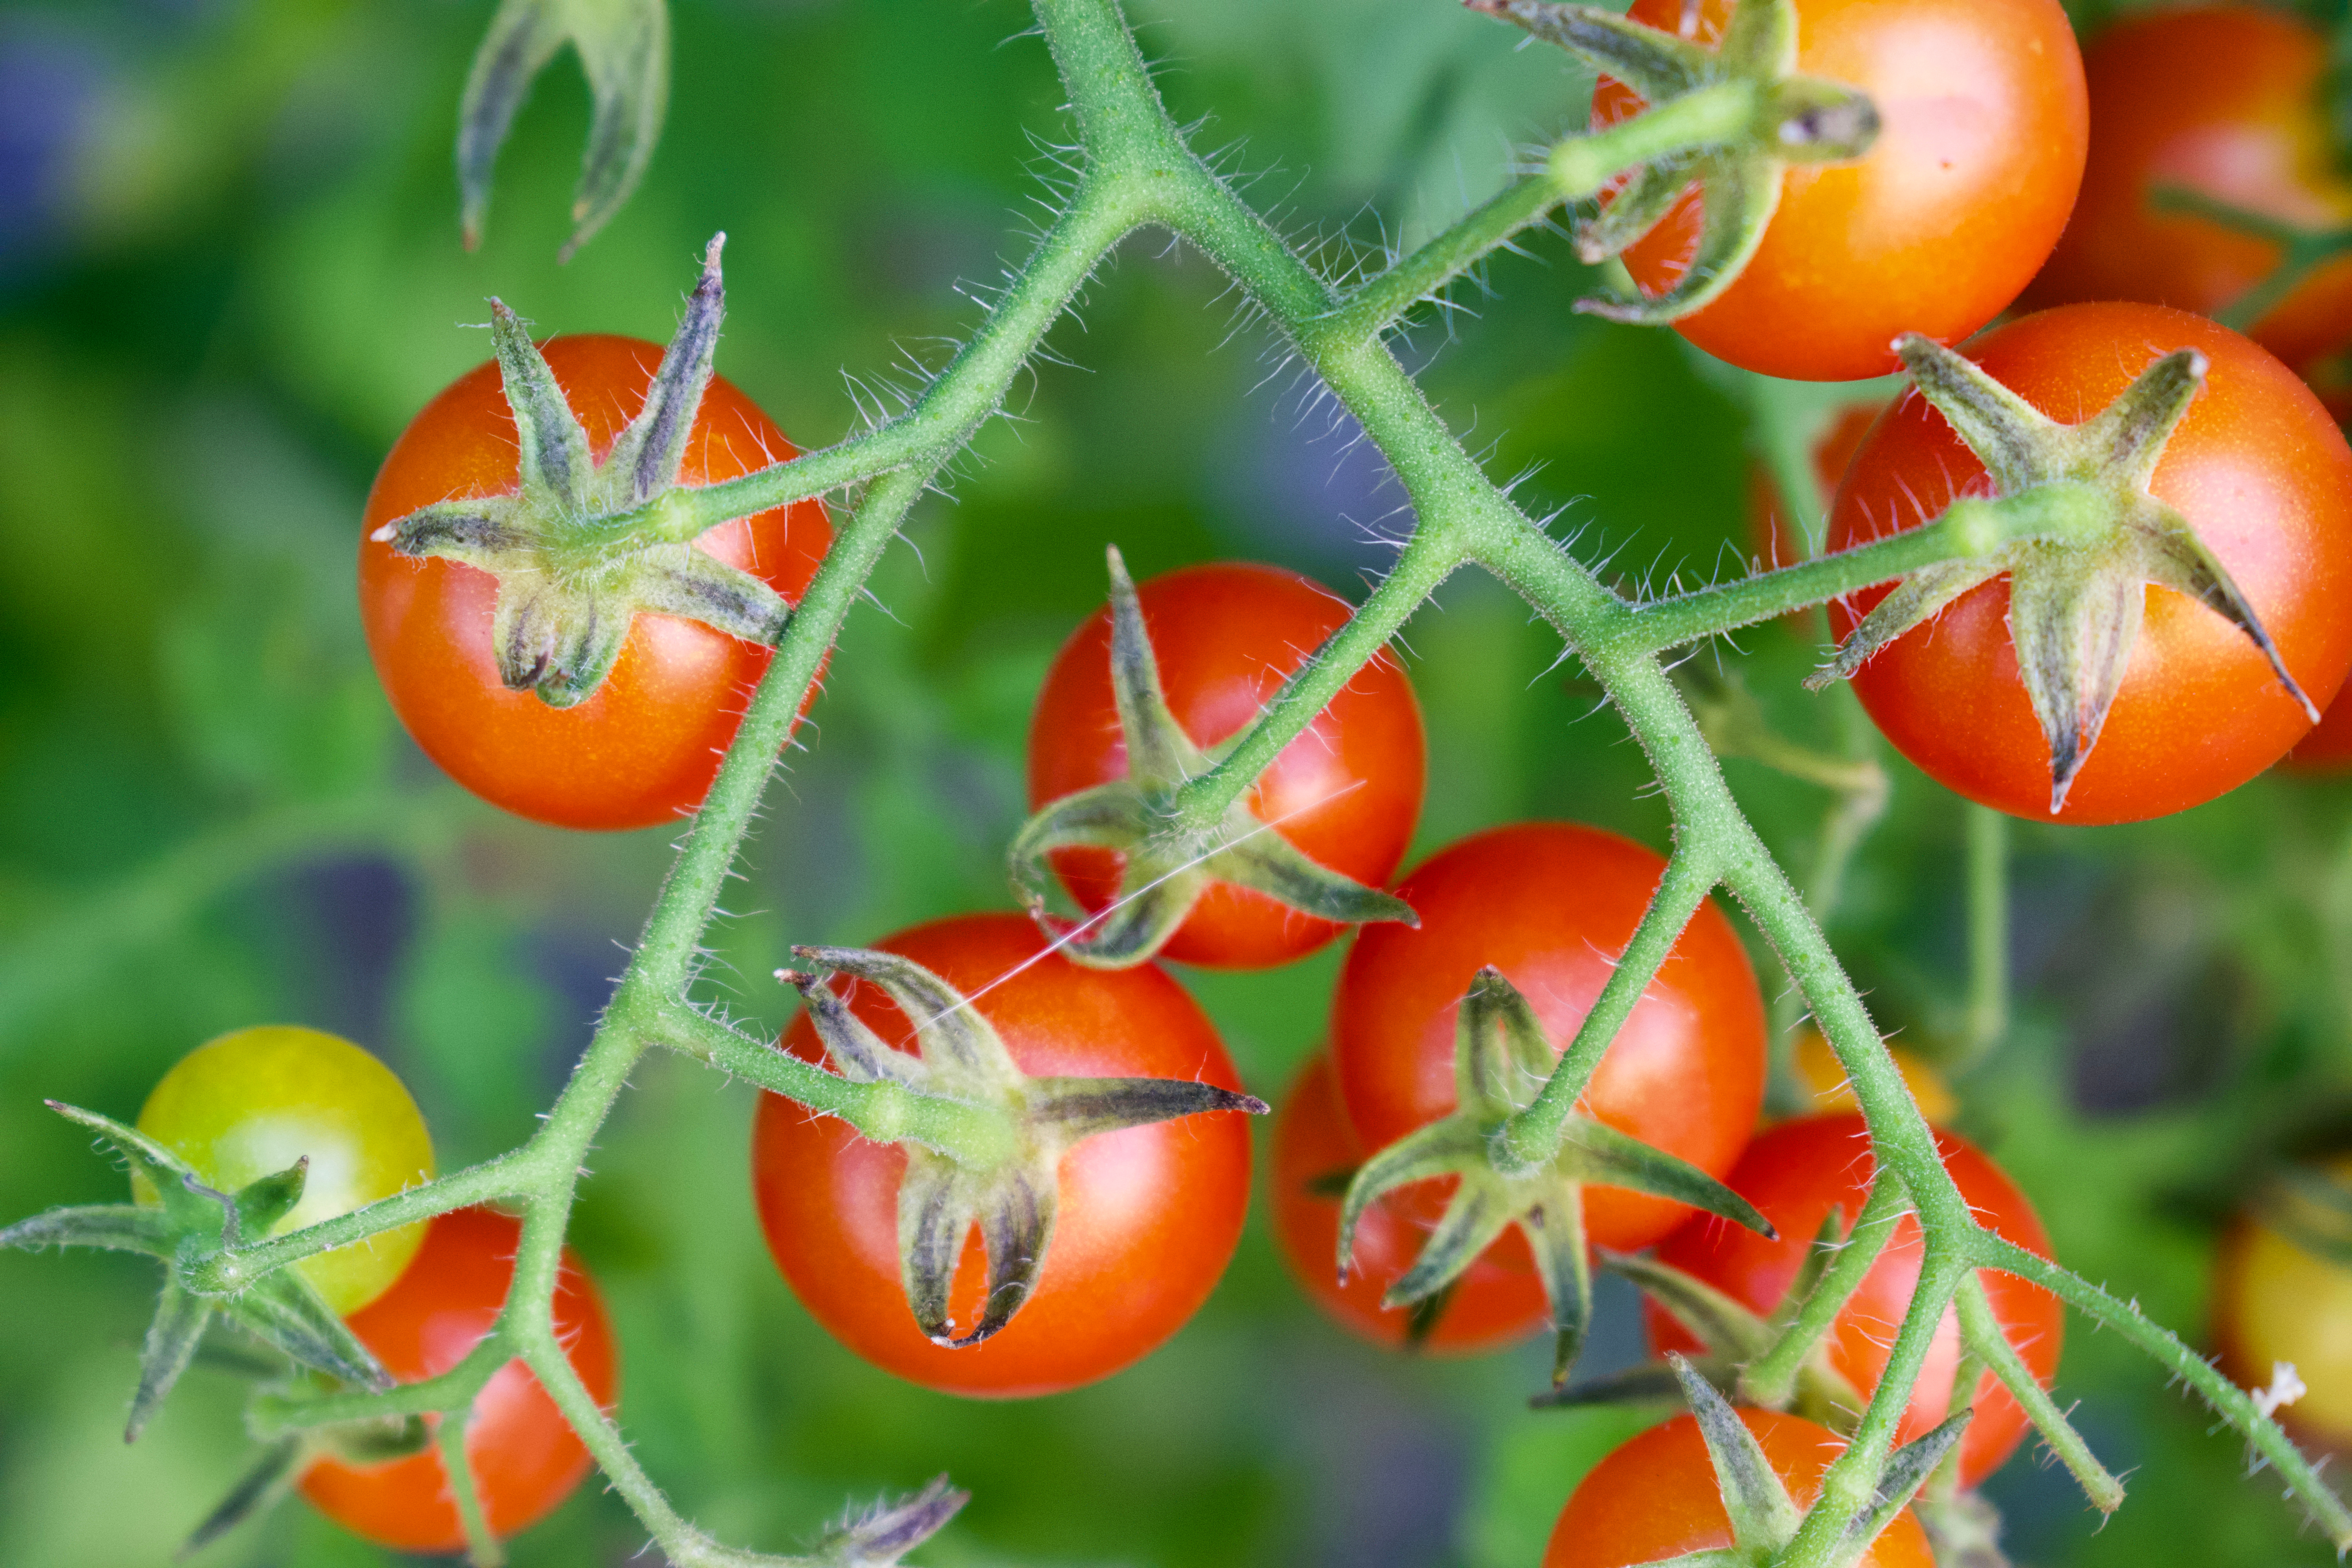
left=130, top=1281, right=212, bottom=1443
left=804, top=1475, right=970, bottom=1567
left=374, top=240, right=797, bottom=710
left=783, top=946, right=1263, bottom=1347
left=1809, top=334, right=2318, bottom=813
left=1526, top=1358, right=1691, bottom=1410
left=1673, top=1353, right=1804, bottom=1552
left=220, top=1272, right=390, bottom=1394
left=1338, top=968, right=1770, bottom=1386
left=1470, top=0, right=1882, bottom=324
left=1601, top=1250, right=1777, bottom=1363
left=316, top=1411, right=434, bottom=1465
left=1846, top=1411, right=1973, bottom=1552
left=457, top=0, right=670, bottom=260
left=1007, top=545, right=1417, bottom=969
left=233, top=1159, right=309, bottom=1240
left=182, top=1437, right=304, bottom=1557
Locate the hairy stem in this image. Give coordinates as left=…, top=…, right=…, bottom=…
left=1740, top=1172, right=1906, bottom=1409
left=1955, top=1273, right=2122, bottom=1512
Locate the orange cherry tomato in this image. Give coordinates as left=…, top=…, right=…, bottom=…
left=1787, top=1028, right=1957, bottom=1125
left=1543, top=1408, right=1933, bottom=1568
left=1826, top=303, right=2352, bottom=822
left=1271, top=1053, right=1549, bottom=1353
left=1331, top=822, right=1767, bottom=1253
left=1592, top=0, right=2087, bottom=381
left=1026, top=562, right=1426, bottom=969
left=750, top=913, right=1253, bottom=1398
left=360, top=335, right=832, bottom=831
left=1648, top=1114, right=2062, bottom=1488
left=2023, top=7, right=2352, bottom=411
left=299, top=1208, right=617, bottom=1554
left=2212, top=1157, right=2352, bottom=1455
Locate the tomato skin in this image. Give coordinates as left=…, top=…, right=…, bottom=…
left=1543, top=1409, right=1934, bottom=1568
left=1826, top=303, right=2352, bottom=823
left=1592, top=0, right=2087, bottom=382
left=2287, top=694, right=2352, bottom=770
left=2023, top=9, right=2352, bottom=401
left=299, top=1208, right=617, bottom=1554
left=2212, top=1158, right=2352, bottom=1454
left=1648, top=1115, right=2063, bottom=1488
left=360, top=335, right=833, bottom=831
left=1330, top=823, right=1766, bottom=1252
left=135, top=1025, right=434, bottom=1316
left=1272, top=1054, right=1550, bottom=1353
left=750, top=913, right=1252, bottom=1397
left=1027, top=563, right=1426, bottom=969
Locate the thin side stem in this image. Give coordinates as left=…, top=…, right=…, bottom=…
left=190, top=1150, right=532, bottom=1292
left=1955, top=1273, right=2122, bottom=1512
left=249, top=1334, right=504, bottom=1435
left=439, top=1409, right=506, bottom=1568
left=1740, top=1171, right=1906, bottom=1409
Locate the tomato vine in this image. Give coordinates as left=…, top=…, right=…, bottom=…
left=10, top=0, right=2352, bottom=1563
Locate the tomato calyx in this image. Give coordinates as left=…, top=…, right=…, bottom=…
left=1008, top=546, right=1417, bottom=969
left=1468, top=0, right=1882, bottom=324
left=1539, top=1211, right=1866, bottom=1434
left=0, top=1101, right=390, bottom=1443
left=1337, top=967, right=1774, bottom=1387
left=780, top=944, right=1267, bottom=1347
left=1809, top=332, right=2319, bottom=814
left=372, top=236, right=795, bottom=709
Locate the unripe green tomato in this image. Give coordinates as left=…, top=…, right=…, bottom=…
left=134, top=1025, right=435, bottom=1314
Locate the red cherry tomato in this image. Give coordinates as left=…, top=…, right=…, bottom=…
left=299, top=1208, right=617, bottom=1554
left=1544, top=1408, right=1934, bottom=1568
left=1592, top=0, right=2087, bottom=381
left=750, top=913, right=1253, bottom=1397
left=1331, top=822, right=1766, bottom=1253
left=1648, top=1114, right=2063, bottom=1489
left=1027, top=562, right=1425, bottom=969
left=360, top=335, right=833, bottom=831
left=1271, top=1053, right=1549, bottom=1353
left=2022, top=7, right=2352, bottom=412
left=1826, top=303, right=2352, bottom=822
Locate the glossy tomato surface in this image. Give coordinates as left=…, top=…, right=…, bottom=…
left=1543, top=1409, right=1933, bottom=1568
left=1272, top=1053, right=1549, bottom=1353
left=299, top=1208, right=617, bottom=1553
left=1592, top=0, right=2086, bottom=381
left=1331, top=822, right=1766, bottom=1252
left=1827, top=303, right=2352, bottom=822
left=1648, top=1114, right=2062, bottom=1487
left=2213, top=1156, right=2352, bottom=1453
left=751, top=913, right=1253, bottom=1397
left=360, top=335, right=833, bottom=831
left=136, top=1025, right=434, bottom=1315
left=2023, top=8, right=2352, bottom=401
left=1027, top=562, right=1425, bottom=968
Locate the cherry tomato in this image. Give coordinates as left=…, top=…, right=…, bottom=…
left=1271, top=1053, right=1549, bottom=1353
left=2212, top=1157, right=2352, bottom=1454
left=2022, top=8, right=2352, bottom=410
left=299, top=1207, right=617, bottom=1554
left=1787, top=1027, right=1956, bottom=1125
left=1826, top=303, right=2352, bottom=823
left=135, top=1025, right=434, bottom=1315
left=1592, top=0, right=2087, bottom=381
left=1544, top=1408, right=1933, bottom=1568
left=1027, top=562, right=1425, bottom=969
left=1331, top=822, right=1766, bottom=1252
left=1648, top=1114, right=2063, bottom=1488
left=360, top=335, right=833, bottom=831
left=750, top=913, right=1252, bottom=1397
left=1750, top=406, right=1882, bottom=572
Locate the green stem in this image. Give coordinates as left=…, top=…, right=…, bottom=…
left=1954, top=1272, right=2122, bottom=1512
left=1957, top=800, right=2009, bottom=1068
left=191, top=1150, right=531, bottom=1292
left=1740, top=1172, right=1906, bottom=1410
left=1323, top=174, right=1571, bottom=345
left=438, top=1408, right=506, bottom=1568
left=1973, top=1229, right=2352, bottom=1546
left=249, top=1334, right=505, bottom=1435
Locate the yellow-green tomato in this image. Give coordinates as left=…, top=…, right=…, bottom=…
left=136, top=1025, right=435, bottom=1314
left=2214, top=1156, right=2352, bottom=1454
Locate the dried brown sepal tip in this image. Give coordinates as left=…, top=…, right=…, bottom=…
left=375, top=239, right=794, bottom=709
left=1466, top=0, right=1880, bottom=324
left=1808, top=333, right=2316, bottom=814
left=0, top=1103, right=388, bottom=1445
left=1338, top=967, right=1773, bottom=1389
left=783, top=946, right=1263, bottom=1347
left=1006, top=545, right=1418, bottom=970
left=457, top=0, right=670, bottom=260
left=806, top=1475, right=969, bottom=1568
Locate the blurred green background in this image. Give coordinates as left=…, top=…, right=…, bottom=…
left=7, top=0, right=2352, bottom=1563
